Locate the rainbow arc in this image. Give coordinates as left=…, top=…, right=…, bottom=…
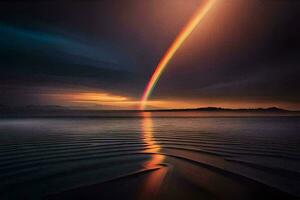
left=140, top=0, right=217, bottom=110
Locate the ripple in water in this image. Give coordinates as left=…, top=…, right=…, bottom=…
left=0, top=112, right=299, bottom=200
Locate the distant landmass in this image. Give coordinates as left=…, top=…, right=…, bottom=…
left=0, top=105, right=299, bottom=118
left=150, top=107, right=290, bottom=112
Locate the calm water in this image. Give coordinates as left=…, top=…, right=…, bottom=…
left=0, top=112, right=299, bottom=199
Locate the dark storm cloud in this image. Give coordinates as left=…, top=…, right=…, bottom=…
left=0, top=0, right=299, bottom=108
left=0, top=0, right=190, bottom=106
left=0, top=0, right=188, bottom=106
left=0, top=23, right=142, bottom=105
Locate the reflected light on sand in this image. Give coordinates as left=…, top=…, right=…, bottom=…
left=139, top=112, right=167, bottom=199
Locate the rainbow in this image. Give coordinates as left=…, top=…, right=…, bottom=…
left=140, top=0, right=217, bottom=110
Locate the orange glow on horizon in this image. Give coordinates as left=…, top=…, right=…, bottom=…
left=43, top=90, right=299, bottom=110
left=46, top=91, right=131, bottom=107
left=140, top=0, right=217, bottom=110
left=67, top=92, right=128, bottom=102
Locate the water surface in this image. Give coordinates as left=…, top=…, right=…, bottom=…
left=0, top=112, right=299, bottom=199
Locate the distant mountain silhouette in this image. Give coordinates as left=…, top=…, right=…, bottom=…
left=1, top=105, right=298, bottom=118
left=197, top=107, right=287, bottom=112
left=150, top=107, right=290, bottom=112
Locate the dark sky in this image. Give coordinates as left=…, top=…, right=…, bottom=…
left=0, top=0, right=299, bottom=109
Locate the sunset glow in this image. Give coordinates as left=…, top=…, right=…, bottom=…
left=1, top=1, right=299, bottom=199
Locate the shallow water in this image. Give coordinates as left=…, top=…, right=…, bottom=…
left=0, top=112, right=299, bottom=199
